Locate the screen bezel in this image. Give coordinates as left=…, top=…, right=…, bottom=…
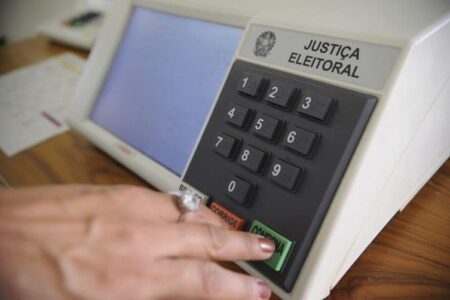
left=68, top=0, right=248, bottom=192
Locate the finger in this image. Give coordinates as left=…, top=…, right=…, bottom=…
left=60, top=246, right=271, bottom=300
left=180, top=205, right=229, bottom=229
left=156, top=259, right=272, bottom=300
left=86, top=220, right=274, bottom=262
left=151, top=223, right=275, bottom=261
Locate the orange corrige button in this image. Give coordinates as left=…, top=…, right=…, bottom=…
left=209, top=202, right=245, bottom=230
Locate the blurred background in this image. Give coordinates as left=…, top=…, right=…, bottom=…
left=0, top=0, right=77, bottom=45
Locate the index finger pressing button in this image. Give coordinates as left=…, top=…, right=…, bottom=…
left=249, top=220, right=293, bottom=272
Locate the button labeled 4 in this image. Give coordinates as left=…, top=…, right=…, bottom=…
left=225, top=103, right=252, bottom=128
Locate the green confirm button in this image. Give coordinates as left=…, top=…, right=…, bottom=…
left=249, top=220, right=293, bottom=271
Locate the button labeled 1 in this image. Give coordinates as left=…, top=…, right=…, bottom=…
left=225, top=175, right=254, bottom=205
left=267, top=159, right=303, bottom=190
left=237, top=73, right=265, bottom=98
left=298, top=90, right=334, bottom=120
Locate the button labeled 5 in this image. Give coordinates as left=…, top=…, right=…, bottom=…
left=251, top=113, right=282, bottom=141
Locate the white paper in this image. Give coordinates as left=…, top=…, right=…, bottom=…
left=0, top=53, right=85, bottom=156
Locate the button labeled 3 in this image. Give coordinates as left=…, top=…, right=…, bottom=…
left=298, top=90, right=334, bottom=120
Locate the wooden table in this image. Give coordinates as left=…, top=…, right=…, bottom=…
left=1, top=36, right=449, bottom=299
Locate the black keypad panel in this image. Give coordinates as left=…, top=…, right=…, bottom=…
left=184, top=60, right=377, bottom=291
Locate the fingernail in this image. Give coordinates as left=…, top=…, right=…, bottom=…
left=257, top=281, right=272, bottom=299
left=258, top=237, right=275, bottom=253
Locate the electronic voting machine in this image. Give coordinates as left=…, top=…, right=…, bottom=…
left=69, top=0, right=450, bottom=298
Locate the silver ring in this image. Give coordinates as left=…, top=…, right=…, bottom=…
left=169, top=191, right=200, bottom=213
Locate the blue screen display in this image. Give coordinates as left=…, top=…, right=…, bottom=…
left=90, top=7, right=242, bottom=175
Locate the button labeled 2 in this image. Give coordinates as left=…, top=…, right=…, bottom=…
left=265, top=81, right=297, bottom=109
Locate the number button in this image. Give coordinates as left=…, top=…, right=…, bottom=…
left=225, top=175, right=254, bottom=205
left=212, top=133, right=239, bottom=159
left=237, top=73, right=265, bottom=98
left=265, top=81, right=297, bottom=109
left=250, top=113, right=283, bottom=141
left=225, top=104, right=252, bottom=128
left=267, top=159, right=303, bottom=190
left=298, top=90, right=334, bottom=120
left=282, top=126, right=318, bottom=156
left=237, top=144, right=268, bottom=173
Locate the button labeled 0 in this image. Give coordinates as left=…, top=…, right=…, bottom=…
left=225, top=175, right=254, bottom=205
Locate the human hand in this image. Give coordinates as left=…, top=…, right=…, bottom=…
left=0, top=185, right=275, bottom=300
